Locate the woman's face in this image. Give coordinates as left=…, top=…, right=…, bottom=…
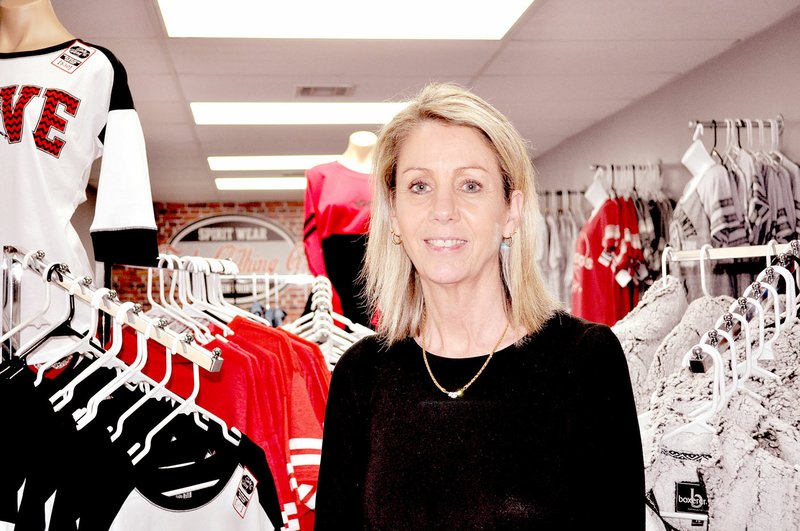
left=391, top=121, right=522, bottom=290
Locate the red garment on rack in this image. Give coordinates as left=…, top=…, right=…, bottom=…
left=226, top=317, right=328, bottom=530
left=303, top=161, right=372, bottom=324
left=571, top=198, right=642, bottom=326
left=118, top=315, right=331, bottom=531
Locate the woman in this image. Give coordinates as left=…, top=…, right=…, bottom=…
left=315, top=83, right=644, bottom=530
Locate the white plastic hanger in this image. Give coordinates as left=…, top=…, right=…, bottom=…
left=661, top=342, right=725, bottom=442
left=732, top=296, right=777, bottom=382
left=109, top=332, right=176, bottom=442
left=148, top=255, right=209, bottom=343
left=661, top=245, right=674, bottom=279
left=768, top=117, right=787, bottom=162
left=0, top=258, right=62, bottom=344
left=716, top=310, right=767, bottom=399
left=129, top=357, right=201, bottom=465
left=128, top=354, right=241, bottom=465
left=203, top=258, right=274, bottom=328
left=32, top=275, right=99, bottom=387
left=742, top=280, right=782, bottom=361
left=699, top=244, right=713, bottom=298
left=756, top=262, right=797, bottom=326
left=74, top=313, right=158, bottom=429
left=686, top=326, right=739, bottom=421
left=162, top=254, right=216, bottom=340
left=50, top=300, right=137, bottom=412
left=180, top=256, right=236, bottom=333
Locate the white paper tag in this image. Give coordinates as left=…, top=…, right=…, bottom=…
left=233, top=466, right=258, bottom=519
left=584, top=179, right=610, bottom=210
left=51, top=41, right=95, bottom=73
left=615, top=269, right=632, bottom=287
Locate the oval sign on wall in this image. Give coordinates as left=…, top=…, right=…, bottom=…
left=166, top=214, right=307, bottom=276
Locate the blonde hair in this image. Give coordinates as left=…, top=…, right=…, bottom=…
left=364, top=83, right=558, bottom=344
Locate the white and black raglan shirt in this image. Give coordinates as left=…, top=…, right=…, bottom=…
left=0, top=38, right=158, bottom=269
left=1, top=40, right=158, bottom=360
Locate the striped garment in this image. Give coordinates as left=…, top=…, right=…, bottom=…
left=747, top=158, right=771, bottom=244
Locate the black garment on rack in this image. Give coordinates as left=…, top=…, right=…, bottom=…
left=303, top=233, right=372, bottom=327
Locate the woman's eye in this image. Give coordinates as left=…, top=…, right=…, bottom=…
left=462, top=181, right=481, bottom=192
left=410, top=182, right=429, bottom=193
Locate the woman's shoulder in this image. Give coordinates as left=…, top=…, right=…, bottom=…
left=333, top=334, right=410, bottom=373
left=520, top=311, right=625, bottom=372
left=531, top=311, right=618, bottom=347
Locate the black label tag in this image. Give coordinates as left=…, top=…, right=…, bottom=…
left=675, top=481, right=708, bottom=514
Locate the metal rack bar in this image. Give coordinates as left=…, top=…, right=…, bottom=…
left=688, top=115, right=784, bottom=133
left=668, top=242, right=797, bottom=263
left=2, top=245, right=223, bottom=372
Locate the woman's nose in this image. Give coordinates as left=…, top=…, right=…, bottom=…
left=429, top=187, right=459, bottom=223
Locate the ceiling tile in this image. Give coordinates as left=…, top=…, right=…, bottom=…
left=512, top=0, right=800, bottom=40
left=472, top=73, right=676, bottom=102
left=166, top=39, right=501, bottom=77
left=86, top=38, right=173, bottom=75
left=485, top=40, right=736, bottom=76
left=129, top=74, right=183, bottom=103
left=141, top=124, right=196, bottom=146
left=195, top=125, right=383, bottom=156
left=54, top=0, right=162, bottom=40
left=136, top=102, right=193, bottom=125
left=179, top=75, right=473, bottom=102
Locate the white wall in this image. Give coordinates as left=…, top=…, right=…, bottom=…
left=533, top=11, right=800, bottom=200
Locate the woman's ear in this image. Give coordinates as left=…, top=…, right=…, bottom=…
left=389, top=198, right=401, bottom=235
left=504, top=190, right=524, bottom=237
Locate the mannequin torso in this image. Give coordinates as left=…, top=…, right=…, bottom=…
left=337, top=130, right=377, bottom=174
left=0, top=0, right=74, bottom=53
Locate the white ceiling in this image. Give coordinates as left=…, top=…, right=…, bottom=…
left=54, top=0, right=800, bottom=202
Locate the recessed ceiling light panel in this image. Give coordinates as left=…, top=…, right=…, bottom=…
left=158, top=0, right=534, bottom=40
left=208, top=155, right=339, bottom=171
left=215, top=177, right=307, bottom=191
left=191, top=102, right=408, bottom=126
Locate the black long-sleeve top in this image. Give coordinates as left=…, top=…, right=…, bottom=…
left=315, top=311, right=645, bottom=530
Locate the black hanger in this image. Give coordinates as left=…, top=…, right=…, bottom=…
left=710, top=120, right=722, bottom=161
left=736, top=120, right=743, bottom=149
left=11, top=264, right=96, bottom=364
left=609, top=165, right=618, bottom=199
left=0, top=263, right=68, bottom=378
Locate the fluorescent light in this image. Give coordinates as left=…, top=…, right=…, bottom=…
left=208, top=155, right=338, bottom=172
left=215, top=177, right=307, bottom=191
left=158, top=0, right=534, bottom=40
left=191, top=102, right=408, bottom=126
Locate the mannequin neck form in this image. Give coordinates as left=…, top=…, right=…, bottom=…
left=0, top=0, right=74, bottom=53
left=337, top=131, right=377, bottom=174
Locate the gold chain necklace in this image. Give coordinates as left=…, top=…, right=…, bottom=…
left=421, top=321, right=509, bottom=399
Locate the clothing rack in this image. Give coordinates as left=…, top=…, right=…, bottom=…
left=218, top=273, right=317, bottom=285
left=688, top=114, right=784, bottom=133
left=666, top=241, right=799, bottom=263
left=589, top=161, right=662, bottom=172
left=2, top=245, right=223, bottom=372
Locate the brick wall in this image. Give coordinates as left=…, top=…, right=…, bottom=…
left=112, top=201, right=311, bottom=324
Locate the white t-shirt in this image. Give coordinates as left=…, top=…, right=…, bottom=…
left=108, top=464, right=274, bottom=531
left=1, top=39, right=158, bottom=362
